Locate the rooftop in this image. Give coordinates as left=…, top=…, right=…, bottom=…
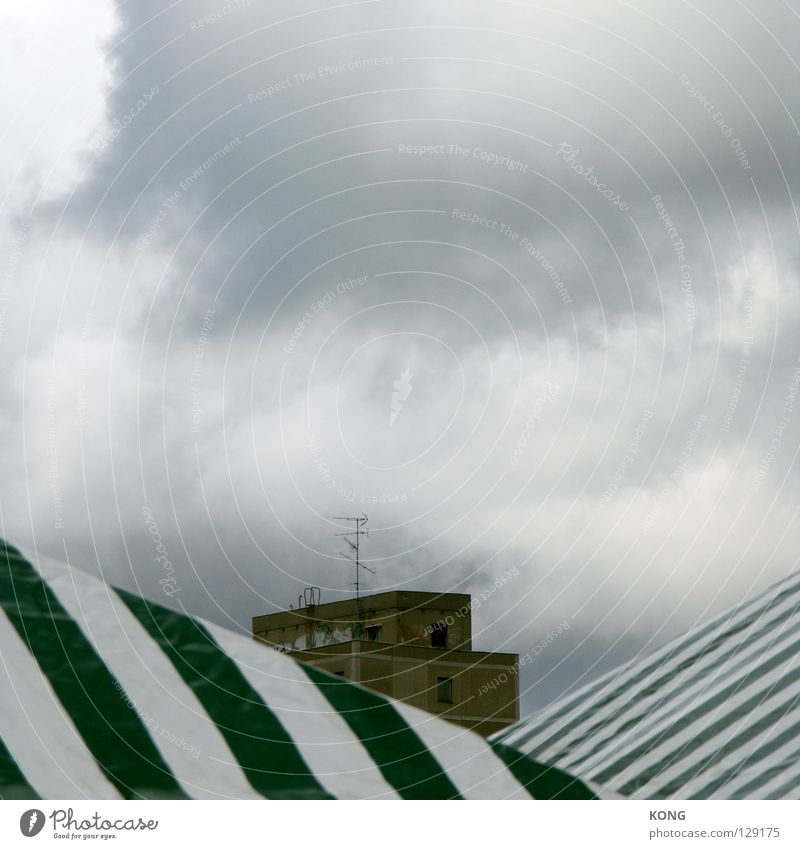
left=253, top=589, right=471, bottom=631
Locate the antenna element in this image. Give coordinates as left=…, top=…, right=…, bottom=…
left=333, top=514, right=373, bottom=599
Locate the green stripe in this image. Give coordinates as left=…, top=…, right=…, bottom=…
left=0, top=734, right=40, bottom=800
left=761, top=762, right=800, bottom=800
left=563, top=613, right=800, bottom=773
left=700, top=714, right=800, bottom=799
left=490, top=742, right=597, bottom=799
left=0, top=542, right=186, bottom=799
left=606, top=637, right=800, bottom=793
left=116, top=588, right=333, bottom=799
left=525, top=585, right=800, bottom=762
left=302, top=663, right=463, bottom=799
left=654, top=683, right=800, bottom=799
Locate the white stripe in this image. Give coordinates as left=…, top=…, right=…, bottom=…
left=0, top=607, right=122, bottom=799
left=497, top=575, right=800, bottom=800
left=760, top=756, right=800, bottom=799
left=599, top=649, right=800, bottom=796
left=625, top=663, right=800, bottom=799
left=557, top=595, right=800, bottom=772
left=503, top=578, right=800, bottom=756
left=776, top=781, right=800, bottom=799
left=644, top=675, right=800, bottom=799
left=520, top=602, right=796, bottom=784
left=589, top=627, right=800, bottom=784
left=32, top=552, right=262, bottom=800
left=701, top=717, right=800, bottom=800
left=562, top=612, right=800, bottom=776
left=722, top=732, right=800, bottom=799
left=392, top=702, right=531, bottom=799
left=207, top=623, right=401, bottom=800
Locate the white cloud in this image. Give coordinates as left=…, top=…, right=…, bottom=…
left=0, top=0, right=117, bottom=216
left=0, top=0, right=797, bottom=704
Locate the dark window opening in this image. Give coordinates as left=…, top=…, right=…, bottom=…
left=437, top=676, right=453, bottom=703
left=431, top=622, right=448, bottom=648
left=334, top=670, right=345, bottom=677
left=364, top=625, right=382, bottom=641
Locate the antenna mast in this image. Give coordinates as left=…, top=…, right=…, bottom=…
left=334, top=513, right=373, bottom=599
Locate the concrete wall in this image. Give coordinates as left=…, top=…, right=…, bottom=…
left=253, top=591, right=473, bottom=652
left=291, top=642, right=519, bottom=737
left=252, top=591, right=517, bottom=737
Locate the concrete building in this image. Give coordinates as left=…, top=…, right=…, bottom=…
left=253, top=590, right=518, bottom=737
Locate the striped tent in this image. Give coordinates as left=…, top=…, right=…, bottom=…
left=0, top=540, right=595, bottom=800
left=493, top=570, right=800, bottom=799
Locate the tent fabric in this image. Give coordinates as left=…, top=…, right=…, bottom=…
left=492, top=570, right=800, bottom=799
left=0, top=540, right=596, bottom=800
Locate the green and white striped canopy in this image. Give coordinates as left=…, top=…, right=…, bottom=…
left=493, top=570, right=800, bottom=799
left=0, top=540, right=595, bottom=800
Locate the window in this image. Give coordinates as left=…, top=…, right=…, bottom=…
left=431, top=622, right=448, bottom=648
left=364, top=625, right=382, bottom=642
left=437, top=676, right=453, bottom=703
left=334, top=670, right=345, bottom=677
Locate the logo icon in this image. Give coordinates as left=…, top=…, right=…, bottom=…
left=19, top=809, right=45, bottom=837
left=390, top=369, right=413, bottom=426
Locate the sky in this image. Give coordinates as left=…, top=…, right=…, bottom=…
left=0, top=0, right=798, bottom=716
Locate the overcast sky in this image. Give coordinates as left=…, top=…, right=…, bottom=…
left=1, top=0, right=798, bottom=716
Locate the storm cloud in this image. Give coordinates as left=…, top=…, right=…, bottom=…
left=1, top=0, right=798, bottom=713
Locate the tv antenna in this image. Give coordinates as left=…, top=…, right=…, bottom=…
left=334, top=513, right=373, bottom=599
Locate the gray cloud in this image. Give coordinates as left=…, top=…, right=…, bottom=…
left=1, top=0, right=798, bottom=710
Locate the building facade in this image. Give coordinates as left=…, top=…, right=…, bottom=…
left=252, top=590, right=518, bottom=737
